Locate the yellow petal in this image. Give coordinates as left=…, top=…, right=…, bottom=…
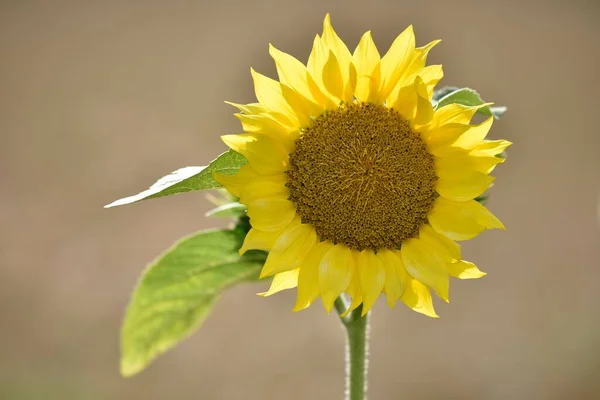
left=294, top=241, right=332, bottom=311
left=418, top=224, right=461, bottom=261
left=388, top=64, right=443, bottom=106
left=428, top=197, right=505, bottom=241
left=307, top=36, right=331, bottom=97
left=425, top=123, right=470, bottom=155
left=322, top=14, right=355, bottom=103
left=412, top=40, right=440, bottom=67
left=452, top=116, right=494, bottom=150
left=471, top=139, right=513, bottom=157
left=416, top=64, right=444, bottom=97
left=356, top=250, right=386, bottom=315
left=238, top=175, right=288, bottom=204
left=401, top=237, right=450, bottom=302
left=260, top=223, right=317, bottom=277
left=258, top=269, right=299, bottom=297
left=251, top=68, right=298, bottom=124
left=318, top=245, right=355, bottom=312
left=436, top=148, right=505, bottom=175
left=376, top=249, right=406, bottom=307
left=280, top=83, right=323, bottom=127
left=321, top=14, right=352, bottom=82
left=376, top=25, right=416, bottom=102
left=401, top=277, right=439, bottom=318
left=306, top=35, right=341, bottom=108
left=269, top=44, right=316, bottom=102
left=413, top=78, right=435, bottom=126
left=342, top=270, right=363, bottom=316
left=428, top=103, right=488, bottom=130
left=224, top=101, right=266, bottom=115
left=435, top=169, right=495, bottom=202
left=233, top=112, right=298, bottom=149
left=344, top=62, right=358, bottom=103
left=389, top=76, right=433, bottom=126
left=448, top=260, right=487, bottom=279
left=368, top=61, right=382, bottom=103
left=388, top=39, right=441, bottom=102
left=353, top=31, right=381, bottom=101
left=322, top=50, right=345, bottom=100
left=221, top=133, right=288, bottom=175
left=308, top=34, right=326, bottom=75
left=240, top=228, right=276, bottom=255
left=246, top=196, right=296, bottom=232
left=403, top=40, right=441, bottom=85
left=213, top=164, right=259, bottom=198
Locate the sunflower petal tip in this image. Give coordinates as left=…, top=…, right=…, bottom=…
left=292, top=302, right=306, bottom=312
left=219, top=134, right=235, bottom=147
left=258, top=269, right=271, bottom=279
left=322, top=298, right=334, bottom=313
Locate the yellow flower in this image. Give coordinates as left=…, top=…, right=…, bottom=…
left=215, top=14, right=510, bottom=317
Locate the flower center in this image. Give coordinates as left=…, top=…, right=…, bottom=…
left=286, top=103, right=437, bottom=251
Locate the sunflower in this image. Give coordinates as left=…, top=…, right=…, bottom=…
left=215, top=14, right=510, bottom=317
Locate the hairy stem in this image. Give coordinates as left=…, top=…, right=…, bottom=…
left=335, top=297, right=370, bottom=400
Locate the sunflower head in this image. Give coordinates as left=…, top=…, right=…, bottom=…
left=215, top=14, right=510, bottom=317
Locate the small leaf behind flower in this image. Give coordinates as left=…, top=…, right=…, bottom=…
left=205, top=202, right=247, bottom=218
left=105, top=150, right=246, bottom=208
left=434, top=87, right=506, bottom=119
left=120, top=229, right=266, bottom=377
left=432, top=86, right=459, bottom=103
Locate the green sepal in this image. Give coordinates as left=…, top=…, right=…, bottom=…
left=120, top=228, right=266, bottom=377
left=105, top=150, right=246, bottom=208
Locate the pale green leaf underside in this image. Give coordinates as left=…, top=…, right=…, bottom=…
left=434, top=87, right=506, bottom=119
left=105, top=150, right=247, bottom=208
left=205, top=202, right=247, bottom=218
left=120, top=229, right=266, bottom=377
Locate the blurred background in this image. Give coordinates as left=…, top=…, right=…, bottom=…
left=1, top=0, right=599, bottom=399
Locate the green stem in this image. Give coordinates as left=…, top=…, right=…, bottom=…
left=335, top=297, right=370, bottom=400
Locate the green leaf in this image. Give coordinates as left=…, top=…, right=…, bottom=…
left=105, top=150, right=246, bottom=208
left=432, top=86, right=459, bottom=103
left=120, top=229, right=266, bottom=377
left=205, top=202, right=247, bottom=218
left=434, top=87, right=506, bottom=119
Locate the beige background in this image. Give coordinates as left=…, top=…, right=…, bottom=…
left=2, top=0, right=599, bottom=399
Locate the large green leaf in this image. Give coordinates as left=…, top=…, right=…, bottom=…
left=105, top=150, right=246, bottom=208
left=120, top=229, right=266, bottom=377
left=433, top=87, right=507, bottom=119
